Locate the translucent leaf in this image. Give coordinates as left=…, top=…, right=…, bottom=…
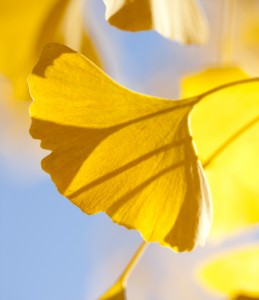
left=29, top=43, right=212, bottom=251
left=182, top=66, right=259, bottom=239
left=197, top=245, right=259, bottom=298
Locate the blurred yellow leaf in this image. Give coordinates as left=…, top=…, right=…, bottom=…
left=29, top=43, right=212, bottom=252
left=182, top=67, right=259, bottom=240
left=234, top=0, right=259, bottom=75
left=239, top=0, right=259, bottom=49
left=103, top=0, right=208, bottom=44
left=232, top=295, right=259, bottom=300
left=197, top=245, right=259, bottom=298
left=0, top=0, right=100, bottom=100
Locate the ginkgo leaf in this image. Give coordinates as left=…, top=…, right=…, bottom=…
left=103, top=0, right=208, bottom=44
left=0, top=0, right=100, bottom=100
left=99, top=280, right=125, bottom=300
left=197, top=245, right=259, bottom=298
left=29, top=43, right=212, bottom=251
left=182, top=67, right=259, bottom=240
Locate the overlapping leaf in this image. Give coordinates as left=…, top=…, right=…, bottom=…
left=103, top=0, right=208, bottom=44
left=29, top=43, right=212, bottom=251
left=29, top=43, right=259, bottom=252
left=197, top=245, right=259, bottom=299
left=182, top=67, right=259, bottom=239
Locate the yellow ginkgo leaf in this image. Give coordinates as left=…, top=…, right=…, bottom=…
left=29, top=43, right=212, bottom=251
left=197, top=245, right=259, bottom=298
left=103, top=0, right=208, bottom=44
left=0, top=0, right=100, bottom=100
left=182, top=67, right=259, bottom=240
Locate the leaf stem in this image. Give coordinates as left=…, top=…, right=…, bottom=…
left=198, top=77, right=259, bottom=101
left=119, top=241, right=148, bottom=285
left=203, top=116, right=258, bottom=168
